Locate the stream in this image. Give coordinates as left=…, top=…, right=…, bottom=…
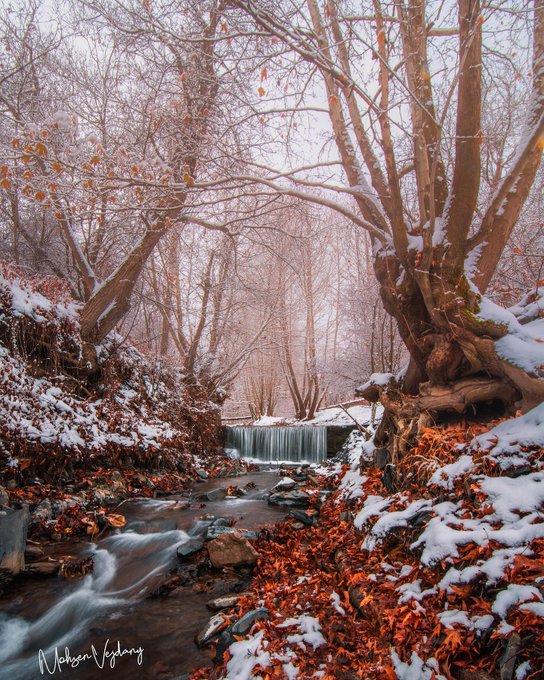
left=0, top=469, right=290, bottom=680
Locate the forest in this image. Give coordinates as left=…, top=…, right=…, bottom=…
left=0, top=0, right=543, bottom=678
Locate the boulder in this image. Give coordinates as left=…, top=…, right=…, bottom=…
left=212, top=608, right=270, bottom=662
left=206, top=592, right=249, bottom=611
left=289, top=509, right=317, bottom=527
left=188, top=519, right=215, bottom=537
left=268, top=490, right=310, bottom=507
left=196, top=468, right=209, bottom=480
left=0, top=506, right=30, bottom=575
left=272, top=477, right=296, bottom=492
left=24, top=543, right=45, bottom=562
left=32, top=499, right=52, bottom=524
left=177, top=538, right=204, bottom=560
left=207, top=532, right=260, bottom=569
left=230, top=607, right=270, bottom=636
left=24, top=559, right=60, bottom=576
left=0, top=486, right=9, bottom=507
left=196, top=488, right=227, bottom=502
left=195, top=612, right=230, bottom=646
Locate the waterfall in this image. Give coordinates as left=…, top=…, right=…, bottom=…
left=225, top=426, right=327, bottom=464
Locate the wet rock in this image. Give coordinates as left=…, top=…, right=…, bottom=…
left=208, top=578, right=248, bottom=596
left=0, top=486, right=9, bottom=507
left=32, top=499, right=52, bottom=524
left=206, top=592, right=249, bottom=611
left=207, top=532, right=260, bottom=569
left=272, top=477, right=296, bottom=492
left=212, top=607, right=270, bottom=660
left=230, top=607, right=269, bottom=636
left=24, top=559, right=60, bottom=576
left=211, top=517, right=231, bottom=527
left=196, top=469, right=209, bottom=480
left=197, top=488, right=227, bottom=502
left=176, top=538, right=205, bottom=560
left=24, top=543, right=45, bottom=562
left=195, top=612, right=230, bottom=646
left=268, top=490, right=310, bottom=507
left=289, top=509, right=317, bottom=527
left=0, top=506, right=30, bottom=575
left=51, top=496, right=80, bottom=517
left=188, top=519, right=215, bottom=537
left=206, top=525, right=259, bottom=541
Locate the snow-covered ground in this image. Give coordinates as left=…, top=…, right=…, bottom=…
left=252, top=403, right=382, bottom=428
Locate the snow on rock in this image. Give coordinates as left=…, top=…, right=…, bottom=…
left=222, top=630, right=270, bottom=680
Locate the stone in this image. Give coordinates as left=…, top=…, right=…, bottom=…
left=195, top=612, right=230, bottom=646
left=176, top=538, right=204, bottom=560
left=289, top=509, right=317, bottom=527
left=0, top=486, right=9, bottom=507
left=268, top=490, right=310, bottom=507
left=211, top=517, right=231, bottom=527
left=339, top=511, right=353, bottom=523
left=31, top=499, right=52, bottom=524
left=24, top=543, right=45, bottom=562
left=196, top=468, right=209, bottom=480
left=6, top=480, right=17, bottom=491
left=206, top=593, right=249, bottom=611
left=0, top=507, right=30, bottom=575
left=188, top=519, right=215, bottom=537
left=197, top=488, right=227, bottom=502
left=230, top=608, right=269, bottom=636
left=291, top=522, right=306, bottom=530
left=206, top=525, right=259, bottom=541
left=24, top=559, right=60, bottom=576
left=272, top=477, right=296, bottom=492
left=207, top=532, right=260, bottom=569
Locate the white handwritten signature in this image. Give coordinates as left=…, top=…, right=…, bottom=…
left=38, top=640, right=144, bottom=674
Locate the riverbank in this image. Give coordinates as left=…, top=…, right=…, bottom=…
left=191, top=414, right=544, bottom=679
left=0, top=466, right=299, bottom=679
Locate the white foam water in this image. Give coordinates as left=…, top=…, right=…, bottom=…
left=0, top=528, right=189, bottom=679
left=225, top=426, right=327, bottom=464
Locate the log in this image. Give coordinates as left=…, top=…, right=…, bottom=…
left=0, top=506, right=30, bottom=576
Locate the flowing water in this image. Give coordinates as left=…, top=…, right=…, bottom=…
left=225, top=426, right=327, bottom=464
left=0, top=470, right=287, bottom=680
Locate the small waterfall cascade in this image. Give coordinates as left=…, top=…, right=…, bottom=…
left=225, top=426, right=327, bottom=463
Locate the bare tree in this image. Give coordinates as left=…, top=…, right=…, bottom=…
left=233, top=0, right=544, bottom=449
